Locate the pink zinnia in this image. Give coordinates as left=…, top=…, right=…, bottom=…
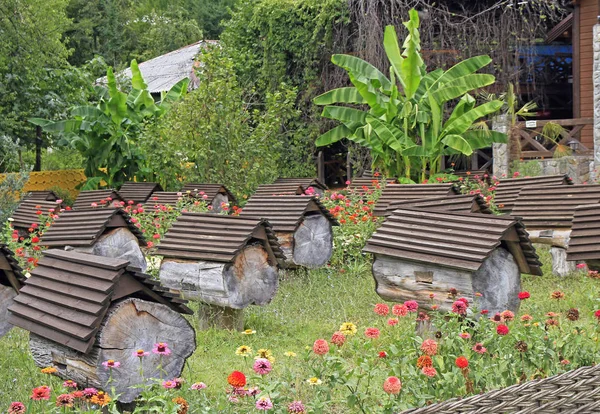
left=63, top=380, right=77, bottom=388
left=457, top=297, right=469, bottom=307
left=392, top=304, right=409, bottom=316
left=331, top=331, right=346, bottom=347
left=153, top=342, right=171, bottom=355
left=387, top=318, right=399, bottom=326
left=256, top=397, right=273, bottom=410
left=287, top=400, right=306, bottom=413
left=31, top=386, right=51, bottom=400
left=253, top=358, right=273, bottom=375
left=374, top=303, right=390, bottom=316
left=102, top=360, right=120, bottom=369
left=420, top=339, right=438, bottom=356
left=383, top=376, right=402, bottom=394
left=8, top=402, right=26, bottom=414
left=452, top=300, right=467, bottom=315
left=459, top=332, right=471, bottom=339
left=313, top=339, right=329, bottom=355
left=83, top=388, right=98, bottom=397
left=404, top=300, right=419, bottom=312
left=421, top=366, right=437, bottom=377
left=501, top=310, right=515, bottom=322
left=133, top=349, right=150, bottom=358
left=365, top=327, right=380, bottom=339
left=162, top=380, right=177, bottom=389
left=472, top=343, right=487, bottom=354
left=191, top=382, right=207, bottom=390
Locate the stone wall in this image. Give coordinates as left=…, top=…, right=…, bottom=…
left=534, top=156, right=593, bottom=184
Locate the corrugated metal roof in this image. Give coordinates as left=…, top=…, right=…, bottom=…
left=373, top=184, right=459, bottom=216
left=384, top=194, right=492, bottom=217
left=273, top=178, right=328, bottom=191
left=240, top=195, right=339, bottom=233
left=118, top=182, right=163, bottom=204
left=40, top=208, right=146, bottom=248
left=364, top=208, right=542, bottom=275
left=7, top=249, right=191, bottom=353
left=511, top=185, right=600, bottom=230
left=156, top=213, right=285, bottom=263
left=11, top=200, right=59, bottom=231
left=254, top=183, right=308, bottom=196
left=179, top=184, right=236, bottom=205
left=567, top=204, right=600, bottom=261
left=0, top=244, right=25, bottom=291
left=120, top=40, right=218, bottom=93
left=494, top=175, right=573, bottom=213
left=24, top=191, right=59, bottom=202
left=73, top=190, right=124, bottom=210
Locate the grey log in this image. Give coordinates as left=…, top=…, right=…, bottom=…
left=0, top=284, right=17, bottom=337
left=29, top=298, right=196, bottom=403
left=210, top=193, right=229, bottom=213
left=292, top=214, right=334, bottom=269
left=551, top=246, right=576, bottom=277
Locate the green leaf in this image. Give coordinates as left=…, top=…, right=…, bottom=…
left=321, top=106, right=368, bottom=124
left=446, top=94, right=476, bottom=126
left=313, top=88, right=366, bottom=105
left=331, top=54, right=392, bottom=91
left=437, top=55, right=492, bottom=84
left=130, top=60, right=148, bottom=90
left=365, top=116, right=407, bottom=152
left=70, top=106, right=104, bottom=119
left=462, top=130, right=508, bottom=148
left=400, top=9, right=425, bottom=99
left=315, top=125, right=352, bottom=147
left=442, top=100, right=503, bottom=136
left=431, top=74, right=496, bottom=103
left=383, top=25, right=404, bottom=82
left=161, top=78, right=190, bottom=110
left=442, top=134, right=474, bottom=156
left=106, top=67, right=128, bottom=124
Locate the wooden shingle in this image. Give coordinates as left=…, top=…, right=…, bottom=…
left=179, top=184, right=237, bottom=205
left=494, top=174, right=573, bottom=213
left=118, top=182, right=163, bottom=204
left=567, top=204, right=600, bottom=262
left=384, top=194, right=492, bottom=217
left=143, top=192, right=194, bottom=212
left=11, top=200, right=59, bottom=231
left=273, top=178, right=328, bottom=192
left=73, top=190, right=124, bottom=210
left=0, top=244, right=25, bottom=292
left=254, top=183, right=308, bottom=196
left=373, top=184, right=459, bottom=216
left=24, top=190, right=59, bottom=202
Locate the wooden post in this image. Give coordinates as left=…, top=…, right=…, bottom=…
left=471, top=152, right=479, bottom=170
left=317, top=151, right=325, bottom=185
left=346, top=151, right=352, bottom=182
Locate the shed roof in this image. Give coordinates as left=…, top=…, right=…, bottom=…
left=364, top=209, right=542, bottom=275
left=7, top=249, right=191, bottom=353
left=384, top=194, right=492, bottom=217
left=373, top=184, right=459, bottom=216
left=40, top=208, right=146, bottom=248
left=0, top=244, right=25, bottom=292
left=348, top=177, right=394, bottom=193
left=511, top=185, right=600, bottom=230
left=273, top=178, right=328, bottom=191
left=156, top=213, right=285, bottom=263
left=11, top=200, right=59, bottom=230
left=24, top=191, right=59, bottom=202
left=179, top=184, right=237, bottom=204
left=240, top=195, right=339, bottom=233
left=567, top=204, right=600, bottom=261
left=118, top=182, right=163, bottom=204
left=254, top=183, right=308, bottom=196
left=142, top=192, right=194, bottom=212
left=494, top=175, right=573, bottom=213
left=73, top=190, right=124, bottom=210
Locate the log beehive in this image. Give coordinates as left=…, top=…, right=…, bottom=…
left=373, top=183, right=459, bottom=216
left=0, top=244, right=24, bottom=337
left=384, top=194, right=492, bottom=217
left=118, top=181, right=163, bottom=204
left=179, top=183, right=236, bottom=213
left=493, top=174, right=573, bottom=214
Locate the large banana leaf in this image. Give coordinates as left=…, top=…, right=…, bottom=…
left=365, top=116, right=408, bottom=152
left=400, top=10, right=424, bottom=99
left=462, top=130, right=508, bottom=148
left=331, top=54, right=392, bottom=91
left=441, top=100, right=503, bottom=136
left=445, top=94, right=476, bottom=126
left=383, top=25, right=404, bottom=87
left=441, top=134, right=477, bottom=156
left=30, top=119, right=83, bottom=133
left=321, top=106, right=368, bottom=124
left=436, top=55, right=492, bottom=85
left=314, top=87, right=366, bottom=105
left=70, top=106, right=104, bottom=119
left=106, top=67, right=128, bottom=124
left=316, top=124, right=353, bottom=146
left=431, top=74, right=496, bottom=103
left=130, top=60, right=148, bottom=91
left=161, top=78, right=190, bottom=109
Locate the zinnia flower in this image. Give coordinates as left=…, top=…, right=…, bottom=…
left=420, top=339, right=438, bottom=356
left=153, top=342, right=171, bottom=355
left=134, top=349, right=149, bottom=358
left=163, top=380, right=177, bottom=389
left=374, top=303, right=390, bottom=316
left=501, top=310, right=515, bottom=322
left=497, top=324, right=509, bottom=335
left=452, top=300, right=467, bottom=315
left=256, top=348, right=275, bottom=363
left=379, top=351, right=388, bottom=358
left=416, top=355, right=433, bottom=368
left=242, top=329, right=256, bottom=335
left=457, top=297, right=469, bottom=306
left=63, top=380, right=77, bottom=388
left=551, top=291, right=565, bottom=300
left=383, top=376, right=402, bottom=394
left=236, top=345, right=252, bottom=357
left=518, top=291, right=530, bottom=300
left=90, top=391, right=111, bottom=407
left=256, top=397, right=273, bottom=410
left=387, top=318, right=399, bottom=326
left=339, top=322, right=357, bottom=335
left=595, top=310, right=600, bottom=320
left=313, top=339, right=329, bottom=355
left=191, top=382, right=207, bottom=390
left=287, top=400, right=306, bottom=413
left=455, top=356, right=469, bottom=369
left=284, top=351, right=297, bottom=357
left=521, top=314, right=533, bottom=322
left=392, top=304, right=408, bottom=316
left=41, top=367, right=57, bottom=374
left=31, top=386, right=51, bottom=400
left=172, top=397, right=189, bottom=414
left=56, top=394, right=74, bottom=407
left=364, top=327, right=380, bottom=339
left=83, top=388, right=98, bottom=397
left=102, top=360, right=120, bottom=369
left=306, top=377, right=322, bottom=385
left=459, top=332, right=471, bottom=339
left=8, top=402, right=26, bottom=414
left=227, top=371, right=246, bottom=388
left=472, top=343, right=487, bottom=354
left=253, top=358, right=273, bottom=375
left=567, top=308, right=580, bottom=321
left=404, top=300, right=419, bottom=312
left=421, top=366, right=437, bottom=377
left=331, top=331, right=346, bottom=347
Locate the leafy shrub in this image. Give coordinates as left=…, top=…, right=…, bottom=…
left=0, top=172, right=28, bottom=224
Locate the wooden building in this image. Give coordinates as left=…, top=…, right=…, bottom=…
left=0, top=245, right=24, bottom=337
left=364, top=209, right=542, bottom=316
left=73, top=189, right=124, bottom=210
left=118, top=181, right=163, bottom=204
left=7, top=249, right=194, bottom=403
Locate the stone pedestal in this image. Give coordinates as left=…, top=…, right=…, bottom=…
left=551, top=247, right=576, bottom=277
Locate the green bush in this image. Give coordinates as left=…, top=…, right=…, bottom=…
left=0, top=172, right=28, bottom=224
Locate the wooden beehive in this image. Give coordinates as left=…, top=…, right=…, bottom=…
left=364, top=209, right=542, bottom=316
left=10, top=199, right=60, bottom=235
left=384, top=194, right=492, bottom=217
left=493, top=174, right=573, bottom=214
left=373, top=183, right=460, bottom=216
left=240, top=195, right=339, bottom=268
left=143, top=191, right=195, bottom=213
left=39, top=208, right=148, bottom=271
left=157, top=213, right=284, bottom=329
left=567, top=204, right=600, bottom=270
left=23, top=190, right=60, bottom=202
left=73, top=189, right=124, bottom=210
left=0, top=244, right=24, bottom=337
left=118, top=181, right=163, bottom=204
left=179, top=183, right=237, bottom=213
left=7, top=249, right=194, bottom=403
left=273, top=178, right=328, bottom=196
left=254, top=183, right=308, bottom=196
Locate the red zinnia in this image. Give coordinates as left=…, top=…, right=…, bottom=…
left=451, top=300, right=467, bottom=315
left=383, top=376, right=402, bottom=395
left=364, top=327, right=380, bottom=339
left=518, top=291, right=530, bottom=300
left=374, top=303, right=390, bottom=316
left=227, top=371, right=246, bottom=388
left=455, top=356, right=469, bottom=369
left=31, top=236, right=40, bottom=243
left=392, top=304, right=408, bottom=317
left=31, top=385, right=51, bottom=400
left=331, top=331, right=346, bottom=347
left=313, top=339, right=329, bottom=355
left=496, top=324, right=509, bottom=336
left=594, top=310, right=600, bottom=320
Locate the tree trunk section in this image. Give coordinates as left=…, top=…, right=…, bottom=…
left=210, top=193, right=230, bottom=213
left=0, top=284, right=17, bottom=338
left=292, top=214, right=333, bottom=268
left=29, top=298, right=196, bottom=403
left=551, top=246, right=576, bottom=276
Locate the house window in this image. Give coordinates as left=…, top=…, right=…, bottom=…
left=415, top=271, right=433, bottom=284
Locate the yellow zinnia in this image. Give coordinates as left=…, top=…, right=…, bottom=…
left=284, top=351, right=297, bottom=358
left=236, top=345, right=253, bottom=357
left=306, top=377, right=322, bottom=385
left=242, top=329, right=256, bottom=335
left=256, top=348, right=275, bottom=363
left=339, top=322, right=357, bottom=336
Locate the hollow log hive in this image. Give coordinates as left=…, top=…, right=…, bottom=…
left=384, top=194, right=492, bottom=217
left=494, top=174, right=573, bottom=214
left=0, top=244, right=24, bottom=337
left=273, top=178, right=328, bottom=195
left=179, top=183, right=237, bottom=212
left=363, top=208, right=542, bottom=314
left=373, top=183, right=460, bottom=216
left=156, top=213, right=284, bottom=309
left=73, top=189, right=124, bottom=210
left=240, top=195, right=339, bottom=268
left=567, top=204, right=600, bottom=265
left=118, top=181, right=163, bottom=204
left=11, top=199, right=60, bottom=234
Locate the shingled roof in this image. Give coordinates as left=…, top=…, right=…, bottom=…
left=567, top=204, right=600, bottom=262
left=348, top=177, right=395, bottom=193
left=0, top=244, right=25, bottom=292
left=156, top=213, right=284, bottom=263
left=254, top=183, right=308, bottom=196
left=7, top=249, right=191, bottom=353
left=240, top=195, right=339, bottom=233
left=73, top=190, right=124, bottom=210
left=40, top=208, right=146, bottom=248
left=373, top=184, right=459, bottom=216
left=384, top=194, right=492, bottom=217
left=24, top=190, right=59, bottom=202
left=511, top=185, right=600, bottom=230
left=179, top=184, right=237, bottom=205
left=494, top=174, right=573, bottom=213
left=118, top=182, right=163, bottom=204
left=364, top=209, right=542, bottom=275
left=142, top=192, right=194, bottom=212
left=273, top=178, right=328, bottom=191
left=11, top=199, right=59, bottom=231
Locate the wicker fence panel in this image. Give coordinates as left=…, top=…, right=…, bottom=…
left=402, top=364, right=600, bottom=414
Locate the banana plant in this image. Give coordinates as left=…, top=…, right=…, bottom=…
left=30, top=60, right=189, bottom=189
left=314, top=9, right=506, bottom=182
